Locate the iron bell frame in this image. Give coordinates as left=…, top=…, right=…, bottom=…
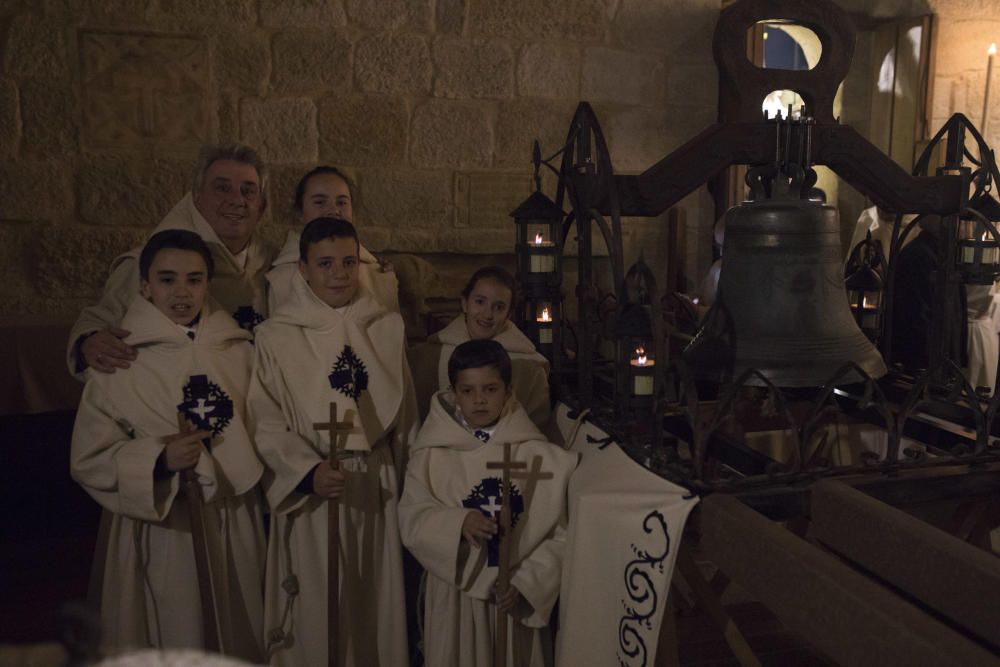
left=521, top=0, right=1000, bottom=490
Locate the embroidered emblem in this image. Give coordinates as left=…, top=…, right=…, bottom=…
left=233, top=305, right=265, bottom=332
left=473, top=429, right=491, bottom=443
left=329, top=345, right=369, bottom=401
left=176, top=374, right=234, bottom=440
left=461, top=477, right=523, bottom=567
left=618, top=510, right=670, bottom=667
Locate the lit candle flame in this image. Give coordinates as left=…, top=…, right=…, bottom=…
left=862, top=295, right=872, bottom=309
left=540, top=307, right=551, bottom=322
left=990, top=43, right=997, bottom=56
left=635, top=346, right=647, bottom=366
left=534, top=233, right=544, bottom=245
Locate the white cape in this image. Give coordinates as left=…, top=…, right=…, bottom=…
left=71, top=297, right=266, bottom=661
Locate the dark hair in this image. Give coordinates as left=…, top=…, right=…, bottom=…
left=460, top=266, right=517, bottom=308
left=293, top=166, right=355, bottom=214
left=447, top=339, right=513, bottom=387
left=139, top=229, right=214, bottom=281
left=299, top=217, right=360, bottom=261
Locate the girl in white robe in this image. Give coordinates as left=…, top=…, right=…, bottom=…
left=409, top=266, right=551, bottom=430
left=249, top=253, right=416, bottom=666
left=71, top=295, right=266, bottom=661
left=399, top=377, right=576, bottom=667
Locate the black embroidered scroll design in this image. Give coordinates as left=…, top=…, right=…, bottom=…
left=618, top=510, right=670, bottom=667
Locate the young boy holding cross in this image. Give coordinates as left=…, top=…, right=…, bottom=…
left=399, top=339, right=577, bottom=667
left=70, top=229, right=266, bottom=661
left=247, top=217, right=416, bottom=666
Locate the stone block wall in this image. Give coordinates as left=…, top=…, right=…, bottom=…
left=0, top=0, right=722, bottom=319
left=927, top=0, right=1000, bottom=147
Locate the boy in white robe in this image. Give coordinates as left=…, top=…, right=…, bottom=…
left=68, top=144, right=277, bottom=379
left=70, top=230, right=266, bottom=661
left=247, top=217, right=416, bottom=666
left=265, top=165, right=399, bottom=315
left=399, top=340, right=577, bottom=667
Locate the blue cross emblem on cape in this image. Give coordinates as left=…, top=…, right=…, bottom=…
left=329, top=345, right=369, bottom=401
left=462, top=476, right=524, bottom=567
left=176, top=374, right=234, bottom=443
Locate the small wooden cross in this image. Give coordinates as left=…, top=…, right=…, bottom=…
left=313, top=401, right=355, bottom=460
left=175, top=412, right=223, bottom=653
left=312, top=401, right=355, bottom=667
left=511, top=455, right=554, bottom=507
left=485, top=443, right=535, bottom=667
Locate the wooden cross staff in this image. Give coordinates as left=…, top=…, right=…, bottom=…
left=313, top=401, right=355, bottom=667
left=176, top=413, right=223, bottom=653
left=486, top=444, right=553, bottom=667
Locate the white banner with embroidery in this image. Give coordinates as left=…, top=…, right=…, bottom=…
left=554, top=405, right=698, bottom=667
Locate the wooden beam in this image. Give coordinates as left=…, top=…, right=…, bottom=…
left=811, top=479, right=1000, bottom=653
left=697, top=494, right=1000, bottom=666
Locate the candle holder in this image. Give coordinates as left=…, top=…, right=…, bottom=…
left=845, top=231, right=885, bottom=342
left=535, top=303, right=555, bottom=346
left=519, top=299, right=561, bottom=360
left=630, top=345, right=656, bottom=397
left=616, top=297, right=656, bottom=409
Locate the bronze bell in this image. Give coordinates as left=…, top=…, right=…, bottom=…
left=684, top=182, right=887, bottom=387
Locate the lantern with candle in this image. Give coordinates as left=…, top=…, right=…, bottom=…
left=616, top=302, right=655, bottom=408
left=956, top=206, right=1000, bottom=285
left=512, top=191, right=562, bottom=284
left=510, top=185, right=564, bottom=357
left=511, top=141, right=566, bottom=363
left=613, top=261, right=667, bottom=452
left=615, top=256, right=664, bottom=416
left=845, top=230, right=886, bottom=341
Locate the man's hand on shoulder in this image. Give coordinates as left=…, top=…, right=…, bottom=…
left=80, top=326, right=136, bottom=373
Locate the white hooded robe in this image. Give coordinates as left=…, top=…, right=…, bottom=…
left=398, top=392, right=577, bottom=667
left=247, top=271, right=416, bottom=667
left=70, top=297, right=266, bottom=662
